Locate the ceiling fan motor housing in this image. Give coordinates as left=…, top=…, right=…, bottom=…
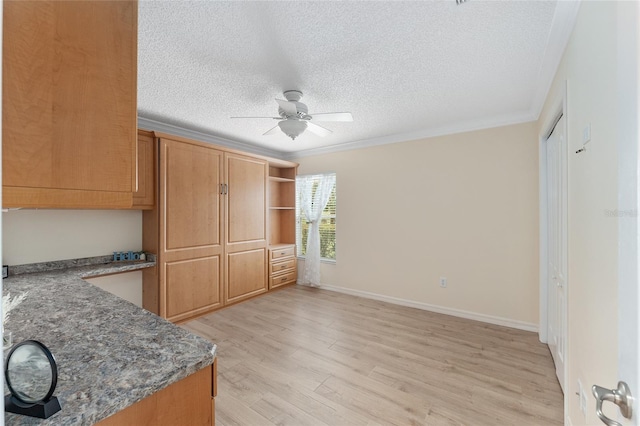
left=279, top=90, right=310, bottom=119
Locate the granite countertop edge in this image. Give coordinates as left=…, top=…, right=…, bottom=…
left=3, top=259, right=217, bottom=426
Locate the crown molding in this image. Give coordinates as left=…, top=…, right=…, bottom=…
left=529, top=0, right=581, bottom=120
left=285, top=110, right=536, bottom=160
left=137, top=116, right=288, bottom=159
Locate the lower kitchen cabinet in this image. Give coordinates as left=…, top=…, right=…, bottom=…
left=97, top=360, right=216, bottom=426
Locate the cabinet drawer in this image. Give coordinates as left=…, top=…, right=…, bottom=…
left=269, top=270, right=297, bottom=289
left=270, top=246, right=295, bottom=260
left=269, top=258, right=296, bottom=275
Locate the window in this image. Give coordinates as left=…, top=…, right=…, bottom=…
left=296, top=173, right=336, bottom=260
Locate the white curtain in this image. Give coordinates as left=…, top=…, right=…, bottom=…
left=299, top=174, right=336, bottom=287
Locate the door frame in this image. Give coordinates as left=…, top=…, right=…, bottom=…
left=538, top=79, right=568, bottom=410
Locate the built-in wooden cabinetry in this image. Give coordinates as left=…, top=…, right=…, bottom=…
left=269, top=245, right=297, bottom=289
left=267, top=165, right=298, bottom=288
left=224, top=153, right=269, bottom=305
left=132, top=130, right=156, bottom=209
left=2, top=1, right=138, bottom=209
left=98, top=360, right=216, bottom=426
left=144, top=136, right=225, bottom=322
left=142, top=132, right=297, bottom=322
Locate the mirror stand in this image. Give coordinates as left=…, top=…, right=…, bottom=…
left=5, top=394, right=62, bottom=419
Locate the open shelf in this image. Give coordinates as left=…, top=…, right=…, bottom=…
left=269, top=166, right=296, bottom=180
left=268, top=162, right=297, bottom=247
left=269, top=176, right=295, bottom=183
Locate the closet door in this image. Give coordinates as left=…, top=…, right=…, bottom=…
left=160, top=138, right=224, bottom=322
left=224, top=153, right=268, bottom=304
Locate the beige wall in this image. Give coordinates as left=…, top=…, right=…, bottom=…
left=3, top=209, right=141, bottom=265
left=297, top=121, right=540, bottom=327
left=538, top=2, right=620, bottom=424
left=85, top=272, right=143, bottom=307
left=3, top=209, right=143, bottom=305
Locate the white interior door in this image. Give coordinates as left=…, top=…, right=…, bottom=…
left=591, top=3, right=638, bottom=425
left=615, top=0, right=640, bottom=414
left=546, top=115, right=567, bottom=392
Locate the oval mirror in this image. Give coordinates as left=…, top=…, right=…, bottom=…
left=5, top=340, right=58, bottom=404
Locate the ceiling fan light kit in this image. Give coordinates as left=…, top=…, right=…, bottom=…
left=231, top=90, right=353, bottom=141
left=278, top=119, right=307, bottom=140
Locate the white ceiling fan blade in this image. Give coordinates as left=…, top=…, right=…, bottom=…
left=306, top=121, right=332, bottom=137
left=308, top=112, right=353, bottom=122
left=275, top=99, right=298, bottom=116
left=263, top=125, right=281, bottom=136
left=230, top=116, right=280, bottom=119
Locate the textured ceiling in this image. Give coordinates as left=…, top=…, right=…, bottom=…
left=138, top=1, right=577, bottom=157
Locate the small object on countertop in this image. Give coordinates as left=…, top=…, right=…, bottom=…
left=5, top=340, right=62, bottom=419
left=139, top=252, right=146, bottom=261
left=112, top=251, right=145, bottom=262
left=3, top=265, right=7, bottom=279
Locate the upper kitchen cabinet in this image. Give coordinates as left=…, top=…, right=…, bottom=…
left=132, top=130, right=156, bottom=210
left=3, top=1, right=138, bottom=209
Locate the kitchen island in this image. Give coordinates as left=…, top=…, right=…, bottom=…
left=3, top=257, right=216, bottom=425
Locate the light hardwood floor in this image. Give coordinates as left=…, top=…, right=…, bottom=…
left=182, top=285, right=563, bottom=426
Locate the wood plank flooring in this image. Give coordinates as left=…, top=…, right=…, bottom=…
left=182, top=285, right=563, bottom=426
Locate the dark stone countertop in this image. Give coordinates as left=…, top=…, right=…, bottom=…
left=3, top=259, right=216, bottom=425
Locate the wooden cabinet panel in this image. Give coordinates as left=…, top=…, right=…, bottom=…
left=98, top=365, right=213, bottom=426
left=3, top=1, right=137, bottom=208
left=156, top=138, right=224, bottom=320
left=163, top=140, right=223, bottom=252
left=269, top=258, right=296, bottom=275
left=132, top=130, right=156, bottom=209
left=268, top=244, right=297, bottom=290
left=269, top=270, right=297, bottom=289
left=270, top=245, right=296, bottom=260
left=156, top=365, right=213, bottom=426
left=224, top=153, right=267, bottom=305
left=226, top=249, right=267, bottom=303
left=225, top=154, right=267, bottom=245
left=166, top=256, right=222, bottom=321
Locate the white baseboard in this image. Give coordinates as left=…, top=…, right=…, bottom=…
left=313, top=283, right=539, bottom=333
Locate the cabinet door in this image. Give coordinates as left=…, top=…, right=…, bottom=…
left=2, top=1, right=137, bottom=208
left=224, top=153, right=268, bottom=304
left=160, top=138, right=224, bottom=322
left=132, top=131, right=156, bottom=209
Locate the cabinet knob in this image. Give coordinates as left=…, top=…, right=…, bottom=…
left=280, top=252, right=286, bottom=255
left=281, top=277, right=287, bottom=282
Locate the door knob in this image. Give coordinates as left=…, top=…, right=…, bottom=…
left=592, top=381, right=632, bottom=426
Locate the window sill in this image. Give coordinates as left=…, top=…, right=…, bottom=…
left=297, top=256, right=336, bottom=265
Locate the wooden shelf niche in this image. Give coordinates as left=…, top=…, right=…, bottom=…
left=268, top=165, right=296, bottom=246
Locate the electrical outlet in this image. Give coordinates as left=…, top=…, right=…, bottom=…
left=439, top=277, right=447, bottom=288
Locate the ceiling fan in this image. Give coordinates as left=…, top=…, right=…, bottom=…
left=231, top=90, right=353, bottom=140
